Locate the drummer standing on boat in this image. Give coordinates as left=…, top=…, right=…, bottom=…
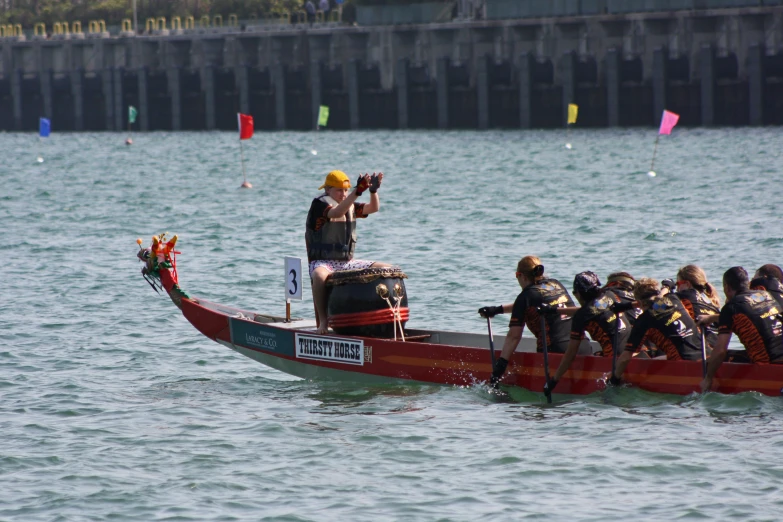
left=306, top=170, right=389, bottom=335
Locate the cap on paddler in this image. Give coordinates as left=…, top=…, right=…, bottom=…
left=573, top=271, right=601, bottom=296
left=318, top=170, right=351, bottom=190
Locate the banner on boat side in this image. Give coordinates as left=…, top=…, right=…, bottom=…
left=295, top=334, right=364, bottom=366
left=229, top=318, right=294, bottom=357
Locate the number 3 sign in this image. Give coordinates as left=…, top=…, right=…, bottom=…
left=284, top=257, right=302, bottom=301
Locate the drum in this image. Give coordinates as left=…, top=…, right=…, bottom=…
left=326, top=267, right=409, bottom=337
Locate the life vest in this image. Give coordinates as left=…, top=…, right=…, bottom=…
left=305, top=195, right=357, bottom=262
left=751, top=276, right=783, bottom=310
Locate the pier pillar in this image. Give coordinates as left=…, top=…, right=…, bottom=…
left=202, top=66, right=216, bottom=130
left=748, top=44, right=764, bottom=126
left=70, top=69, right=84, bottom=131
left=235, top=65, right=250, bottom=116
left=11, top=69, right=22, bottom=131
left=700, top=45, right=715, bottom=126
left=167, top=67, right=182, bottom=131
left=102, top=68, right=114, bottom=131
left=606, top=48, right=620, bottom=127
left=271, top=63, right=286, bottom=130
left=396, top=58, right=409, bottom=129
left=138, top=68, right=149, bottom=131
left=561, top=51, right=577, bottom=127
left=652, top=47, right=668, bottom=123
left=40, top=69, right=53, bottom=120
left=113, top=68, right=124, bottom=131
left=436, top=57, right=449, bottom=129
left=477, top=55, right=490, bottom=130
left=310, top=61, right=322, bottom=130
left=347, top=59, right=360, bottom=130
left=519, top=52, right=533, bottom=129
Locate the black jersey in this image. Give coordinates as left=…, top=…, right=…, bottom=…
left=625, top=294, right=703, bottom=361
left=750, top=277, right=783, bottom=310
left=509, top=278, right=575, bottom=353
left=675, top=288, right=720, bottom=348
left=604, top=287, right=642, bottom=326
left=719, top=290, right=783, bottom=363
left=570, top=292, right=631, bottom=357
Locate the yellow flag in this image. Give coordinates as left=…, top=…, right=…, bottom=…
left=567, top=104, right=578, bottom=124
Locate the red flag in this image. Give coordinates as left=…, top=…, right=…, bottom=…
left=658, top=110, right=680, bottom=135
left=238, top=113, right=253, bottom=140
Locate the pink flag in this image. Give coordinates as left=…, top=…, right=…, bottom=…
left=658, top=110, right=680, bottom=135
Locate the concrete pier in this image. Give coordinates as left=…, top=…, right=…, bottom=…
left=167, top=67, right=182, bottom=131
left=436, top=57, right=449, bottom=129
left=70, top=69, right=83, bottom=131
left=138, top=67, right=148, bottom=131
left=396, top=58, right=409, bottom=129
left=113, top=68, right=123, bottom=131
left=605, top=48, right=620, bottom=128
left=347, top=59, right=360, bottom=130
left=652, top=48, right=668, bottom=123
left=519, top=52, right=533, bottom=129
left=271, top=63, right=286, bottom=130
left=700, top=45, right=715, bottom=126
left=1, top=5, right=782, bottom=132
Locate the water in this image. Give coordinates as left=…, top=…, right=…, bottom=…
left=2, top=128, right=783, bottom=520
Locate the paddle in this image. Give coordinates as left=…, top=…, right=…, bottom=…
left=486, top=316, right=496, bottom=367
left=612, top=311, right=622, bottom=381
left=539, top=311, right=552, bottom=404
left=700, top=328, right=708, bottom=378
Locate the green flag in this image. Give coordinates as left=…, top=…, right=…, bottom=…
left=128, top=106, right=138, bottom=124
left=317, top=105, right=329, bottom=127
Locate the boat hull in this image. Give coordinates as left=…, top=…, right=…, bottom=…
left=179, top=297, right=783, bottom=397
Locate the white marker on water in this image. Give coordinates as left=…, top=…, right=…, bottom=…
left=565, top=143, right=572, bottom=150
left=647, top=171, right=656, bottom=177
left=311, top=150, right=318, bottom=155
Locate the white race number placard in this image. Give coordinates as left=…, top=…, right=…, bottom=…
left=284, top=257, right=302, bottom=301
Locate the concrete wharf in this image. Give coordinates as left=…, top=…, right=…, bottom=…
left=1, top=5, right=782, bottom=132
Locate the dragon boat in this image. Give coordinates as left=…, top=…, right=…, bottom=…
left=136, top=235, right=783, bottom=398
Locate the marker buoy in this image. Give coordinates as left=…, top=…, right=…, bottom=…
left=565, top=143, right=572, bottom=150
left=240, top=181, right=252, bottom=189
left=125, top=138, right=133, bottom=145
left=311, top=150, right=318, bottom=155
left=647, top=171, right=656, bottom=177
left=36, top=156, right=44, bottom=163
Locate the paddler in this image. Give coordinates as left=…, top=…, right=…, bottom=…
left=750, top=264, right=783, bottom=309
left=700, top=267, right=783, bottom=392
left=306, top=170, right=389, bottom=335
left=545, top=271, right=632, bottom=395
left=611, top=278, right=704, bottom=384
left=478, top=255, right=575, bottom=385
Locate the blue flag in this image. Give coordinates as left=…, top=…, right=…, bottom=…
left=39, top=118, right=51, bottom=138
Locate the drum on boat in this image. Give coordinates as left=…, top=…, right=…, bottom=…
left=325, top=267, right=409, bottom=337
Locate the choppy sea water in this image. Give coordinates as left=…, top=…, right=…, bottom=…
left=2, top=128, right=783, bottom=521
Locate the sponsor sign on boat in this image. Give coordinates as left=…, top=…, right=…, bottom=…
left=229, top=317, right=294, bottom=356
left=295, top=333, right=364, bottom=366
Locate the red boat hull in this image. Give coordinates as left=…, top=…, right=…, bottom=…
left=179, top=297, right=783, bottom=397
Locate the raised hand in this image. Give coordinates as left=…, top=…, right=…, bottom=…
left=369, top=172, right=383, bottom=193
left=355, top=174, right=370, bottom=196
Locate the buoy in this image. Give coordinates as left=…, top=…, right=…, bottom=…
left=241, top=181, right=252, bottom=189
left=36, top=156, right=44, bottom=163
left=565, top=143, right=572, bottom=150
left=647, top=171, right=656, bottom=177
left=311, top=150, right=318, bottom=155
left=125, top=138, right=133, bottom=145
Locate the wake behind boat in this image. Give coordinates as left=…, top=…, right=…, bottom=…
left=136, top=235, right=783, bottom=398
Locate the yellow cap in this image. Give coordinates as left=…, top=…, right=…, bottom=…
left=318, top=170, right=351, bottom=190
